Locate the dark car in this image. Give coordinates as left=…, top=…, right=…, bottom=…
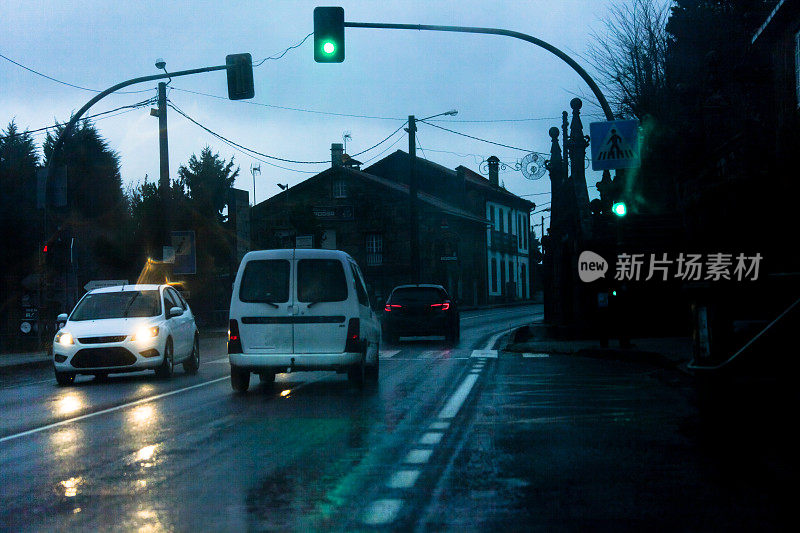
left=382, top=284, right=460, bottom=345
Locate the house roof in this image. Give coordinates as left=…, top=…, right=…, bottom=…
left=456, top=165, right=536, bottom=210
left=254, top=165, right=489, bottom=225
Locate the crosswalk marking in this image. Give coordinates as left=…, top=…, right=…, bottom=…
left=380, top=349, right=400, bottom=358
left=471, top=349, right=498, bottom=359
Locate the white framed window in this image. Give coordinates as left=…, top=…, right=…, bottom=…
left=366, top=233, right=382, bottom=266
left=333, top=179, right=347, bottom=199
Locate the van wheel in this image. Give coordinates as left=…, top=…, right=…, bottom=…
left=155, top=339, right=174, bottom=378
left=348, top=352, right=366, bottom=389
left=183, top=335, right=200, bottom=374
left=231, top=366, right=250, bottom=393
left=55, top=369, right=75, bottom=386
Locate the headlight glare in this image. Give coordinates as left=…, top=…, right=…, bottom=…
left=132, top=326, right=159, bottom=342
left=55, top=331, right=74, bottom=346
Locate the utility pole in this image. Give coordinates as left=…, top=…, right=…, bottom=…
left=157, top=81, right=170, bottom=249
left=407, top=115, right=420, bottom=282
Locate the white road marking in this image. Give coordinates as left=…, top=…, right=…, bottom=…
left=470, top=349, right=498, bottom=358
left=483, top=325, right=522, bottom=350
left=438, top=373, right=480, bottom=419
left=0, top=376, right=230, bottom=444
left=380, top=350, right=400, bottom=358
left=523, top=353, right=550, bottom=358
left=420, top=350, right=442, bottom=359
left=429, top=421, right=450, bottom=430
left=387, top=470, right=420, bottom=489
left=419, top=432, right=443, bottom=445
left=362, top=499, right=403, bottom=525
left=404, top=449, right=433, bottom=464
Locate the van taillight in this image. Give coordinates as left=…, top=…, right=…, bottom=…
left=228, top=319, right=242, bottom=354
left=345, top=318, right=360, bottom=352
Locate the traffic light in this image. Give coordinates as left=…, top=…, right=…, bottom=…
left=612, top=201, right=627, bottom=217
left=314, top=7, right=345, bottom=63
left=226, top=53, right=254, bottom=100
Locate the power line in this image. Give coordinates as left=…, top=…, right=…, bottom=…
left=167, top=99, right=409, bottom=171
left=0, top=52, right=154, bottom=94
left=429, top=116, right=562, bottom=124
left=418, top=120, right=535, bottom=153
left=169, top=86, right=406, bottom=121
left=520, top=191, right=552, bottom=197
left=2, top=97, right=157, bottom=138
left=254, top=32, right=314, bottom=66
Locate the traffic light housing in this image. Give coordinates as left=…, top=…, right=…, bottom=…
left=314, top=7, right=345, bottom=63
left=226, top=53, right=254, bottom=100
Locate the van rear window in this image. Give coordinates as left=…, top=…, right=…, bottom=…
left=297, top=259, right=347, bottom=303
left=239, top=260, right=290, bottom=303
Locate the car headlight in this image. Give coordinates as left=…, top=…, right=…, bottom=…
left=54, top=331, right=74, bottom=346
left=132, top=325, right=159, bottom=342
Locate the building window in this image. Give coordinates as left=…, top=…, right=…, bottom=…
left=333, top=179, right=347, bottom=198
left=489, top=205, right=495, bottom=227
left=507, top=211, right=513, bottom=234
left=366, top=233, right=382, bottom=266
left=491, top=258, right=497, bottom=293
left=499, top=209, right=504, bottom=232
left=521, top=264, right=527, bottom=298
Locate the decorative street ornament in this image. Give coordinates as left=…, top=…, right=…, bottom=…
left=479, top=152, right=546, bottom=180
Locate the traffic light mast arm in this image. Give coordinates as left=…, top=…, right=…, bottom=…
left=344, top=21, right=614, bottom=121
left=45, top=63, right=227, bottom=185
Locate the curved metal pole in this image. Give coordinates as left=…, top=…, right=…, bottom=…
left=44, top=64, right=226, bottom=187
left=345, top=22, right=614, bottom=121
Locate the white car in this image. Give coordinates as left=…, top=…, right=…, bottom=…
left=52, top=284, right=200, bottom=385
left=228, top=249, right=381, bottom=392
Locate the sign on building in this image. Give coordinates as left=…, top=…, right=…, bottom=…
left=171, top=231, right=196, bottom=275
left=295, top=235, right=313, bottom=249
left=590, top=120, right=640, bottom=170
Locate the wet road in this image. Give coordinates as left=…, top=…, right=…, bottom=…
left=2, top=302, right=790, bottom=531
left=0, top=305, right=539, bottom=531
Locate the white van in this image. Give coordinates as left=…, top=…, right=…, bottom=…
left=228, top=249, right=380, bottom=392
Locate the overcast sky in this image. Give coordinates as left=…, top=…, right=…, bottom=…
left=1, top=0, right=630, bottom=228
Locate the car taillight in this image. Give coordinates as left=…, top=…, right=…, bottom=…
left=384, top=304, right=402, bottom=312
left=431, top=302, right=451, bottom=311
left=228, top=319, right=242, bottom=354
left=345, top=318, right=360, bottom=352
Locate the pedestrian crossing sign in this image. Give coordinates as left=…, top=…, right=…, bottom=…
left=590, top=119, right=640, bottom=170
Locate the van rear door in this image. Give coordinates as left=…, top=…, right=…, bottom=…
left=236, top=257, right=294, bottom=353
left=293, top=257, right=350, bottom=353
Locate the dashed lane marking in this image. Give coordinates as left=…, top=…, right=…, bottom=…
left=387, top=470, right=420, bottom=489
left=404, top=449, right=433, bottom=464
left=429, top=421, right=450, bottom=430
left=470, top=349, right=498, bottom=358
left=380, top=349, right=400, bottom=358
left=362, top=499, right=403, bottom=526
left=523, top=353, right=550, bottom=358
left=419, top=432, right=443, bottom=445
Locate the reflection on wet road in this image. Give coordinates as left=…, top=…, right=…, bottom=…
left=0, top=305, right=539, bottom=531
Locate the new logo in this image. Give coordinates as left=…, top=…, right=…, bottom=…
left=578, top=251, right=608, bottom=282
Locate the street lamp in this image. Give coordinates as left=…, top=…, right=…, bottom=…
left=407, top=109, right=458, bottom=282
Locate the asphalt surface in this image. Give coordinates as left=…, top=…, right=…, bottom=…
left=0, top=303, right=791, bottom=531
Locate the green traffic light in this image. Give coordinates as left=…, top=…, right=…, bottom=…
left=612, top=202, right=627, bottom=217
left=323, top=41, right=335, bottom=55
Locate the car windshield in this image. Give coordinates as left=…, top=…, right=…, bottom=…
left=70, top=290, right=162, bottom=321
left=390, top=287, right=448, bottom=305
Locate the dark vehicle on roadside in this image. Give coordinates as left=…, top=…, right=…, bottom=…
left=382, top=284, right=460, bottom=345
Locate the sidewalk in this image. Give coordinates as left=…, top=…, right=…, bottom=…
left=504, top=324, right=693, bottom=373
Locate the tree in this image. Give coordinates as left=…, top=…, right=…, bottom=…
left=178, top=146, right=239, bottom=223
left=42, top=120, right=125, bottom=220
left=586, top=0, right=673, bottom=121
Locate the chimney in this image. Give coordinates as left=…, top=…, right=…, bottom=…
left=331, top=143, right=344, bottom=167
left=487, top=155, right=499, bottom=187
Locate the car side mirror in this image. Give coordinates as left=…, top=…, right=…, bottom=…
left=167, top=306, right=183, bottom=318
left=57, top=313, right=69, bottom=322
